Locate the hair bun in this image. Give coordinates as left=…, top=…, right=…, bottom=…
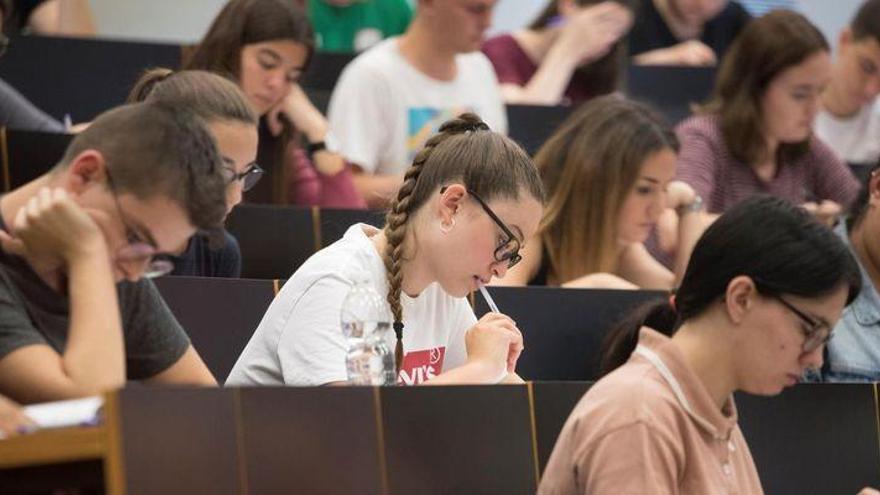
left=439, top=112, right=490, bottom=134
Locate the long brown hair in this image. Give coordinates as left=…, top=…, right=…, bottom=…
left=697, top=10, right=828, bottom=165
left=127, top=68, right=257, bottom=126
left=528, top=0, right=631, bottom=97
left=184, top=0, right=313, bottom=81
left=185, top=0, right=314, bottom=204
left=383, top=113, right=545, bottom=370
left=535, top=95, right=677, bottom=284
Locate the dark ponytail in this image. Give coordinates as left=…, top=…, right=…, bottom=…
left=600, top=298, right=679, bottom=375
left=599, top=195, right=862, bottom=375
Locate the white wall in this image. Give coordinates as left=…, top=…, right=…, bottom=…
left=88, top=0, right=548, bottom=43
left=486, top=0, right=546, bottom=37
left=87, top=0, right=865, bottom=47
left=799, top=0, right=863, bottom=51
left=90, top=0, right=226, bottom=44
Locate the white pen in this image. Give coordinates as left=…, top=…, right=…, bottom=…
left=478, top=284, right=500, bottom=314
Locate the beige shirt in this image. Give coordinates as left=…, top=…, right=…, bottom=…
left=538, top=327, right=764, bottom=495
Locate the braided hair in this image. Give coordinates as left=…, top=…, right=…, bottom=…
left=382, top=113, right=544, bottom=371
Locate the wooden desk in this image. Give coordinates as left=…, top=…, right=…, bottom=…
left=0, top=393, right=124, bottom=494
left=3, top=383, right=880, bottom=494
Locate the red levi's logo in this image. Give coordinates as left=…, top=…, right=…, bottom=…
left=397, top=347, right=446, bottom=385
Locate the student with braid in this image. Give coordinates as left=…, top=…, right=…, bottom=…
left=227, top=113, right=544, bottom=386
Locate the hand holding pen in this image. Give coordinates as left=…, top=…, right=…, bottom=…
left=463, top=284, right=524, bottom=382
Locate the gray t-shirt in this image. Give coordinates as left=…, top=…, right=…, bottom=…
left=0, top=78, right=64, bottom=133
left=0, top=215, right=191, bottom=380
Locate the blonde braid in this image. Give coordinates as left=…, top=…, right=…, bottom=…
left=383, top=113, right=489, bottom=372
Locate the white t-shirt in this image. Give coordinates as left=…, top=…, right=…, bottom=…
left=815, top=101, right=880, bottom=164
left=327, top=37, right=507, bottom=176
left=226, top=224, right=474, bottom=386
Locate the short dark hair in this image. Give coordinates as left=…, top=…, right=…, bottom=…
left=698, top=10, right=829, bottom=165
left=601, top=195, right=862, bottom=375
left=851, top=0, right=880, bottom=44
left=57, top=102, right=227, bottom=238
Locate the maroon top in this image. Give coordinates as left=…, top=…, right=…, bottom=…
left=482, top=33, right=603, bottom=106
left=286, top=147, right=366, bottom=208
left=676, top=114, right=860, bottom=213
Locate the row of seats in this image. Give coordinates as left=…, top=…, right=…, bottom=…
left=4, top=127, right=873, bottom=281
left=153, top=276, right=664, bottom=382
left=0, top=35, right=716, bottom=127
left=3, top=382, right=877, bottom=494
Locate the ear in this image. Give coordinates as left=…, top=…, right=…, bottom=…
left=62, top=150, right=107, bottom=196
left=868, top=170, right=880, bottom=208
left=437, top=183, right=466, bottom=225
left=723, top=275, right=757, bottom=325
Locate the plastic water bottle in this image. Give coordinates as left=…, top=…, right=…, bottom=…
left=340, top=273, right=395, bottom=385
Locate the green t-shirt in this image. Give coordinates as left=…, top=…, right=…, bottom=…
left=308, top=0, right=413, bottom=53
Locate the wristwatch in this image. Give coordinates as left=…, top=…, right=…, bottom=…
left=676, top=194, right=704, bottom=216
left=306, top=131, right=339, bottom=158
left=306, top=141, right=327, bottom=155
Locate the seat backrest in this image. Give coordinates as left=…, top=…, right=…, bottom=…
left=226, top=204, right=316, bottom=279
left=154, top=276, right=276, bottom=382
left=474, top=286, right=665, bottom=380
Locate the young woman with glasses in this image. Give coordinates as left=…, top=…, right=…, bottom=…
left=497, top=95, right=706, bottom=290
left=227, top=113, right=545, bottom=386
left=538, top=195, right=863, bottom=494
left=184, top=0, right=365, bottom=208
left=127, top=68, right=260, bottom=278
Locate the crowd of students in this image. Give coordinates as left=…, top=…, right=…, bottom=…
left=1, top=0, right=880, bottom=493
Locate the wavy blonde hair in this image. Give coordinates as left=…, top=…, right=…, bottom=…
left=535, top=95, right=677, bottom=284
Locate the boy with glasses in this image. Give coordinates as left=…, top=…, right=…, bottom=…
left=0, top=102, right=227, bottom=403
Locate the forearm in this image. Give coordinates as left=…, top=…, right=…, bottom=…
left=423, top=360, right=506, bottom=385
left=62, top=249, right=125, bottom=393
left=57, top=0, right=95, bottom=35
left=352, top=172, right=403, bottom=208
left=633, top=48, right=679, bottom=65
left=311, top=150, right=347, bottom=176
left=31, top=0, right=95, bottom=36
left=505, top=46, right=579, bottom=105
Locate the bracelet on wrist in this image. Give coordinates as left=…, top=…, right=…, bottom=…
left=676, top=194, right=703, bottom=216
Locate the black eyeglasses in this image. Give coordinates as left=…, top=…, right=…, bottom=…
left=770, top=294, right=832, bottom=354
left=441, top=186, right=522, bottom=269
left=226, top=162, right=264, bottom=192
left=105, top=169, right=174, bottom=279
